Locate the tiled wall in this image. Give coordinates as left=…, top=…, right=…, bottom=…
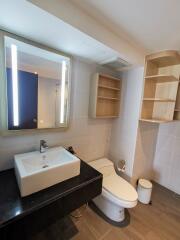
left=109, top=67, right=144, bottom=177
left=0, top=57, right=115, bottom=171
left=132, top=122, right=159, bottom=185
left=153, top=122, right=180, bottom=194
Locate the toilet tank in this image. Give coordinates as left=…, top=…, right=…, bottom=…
left=89, top=158, right=115, bottom=177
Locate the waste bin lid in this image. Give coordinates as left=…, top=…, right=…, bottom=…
left=139, top=179, right=152, bottom=189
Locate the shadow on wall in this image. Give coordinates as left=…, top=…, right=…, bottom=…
left=151, top=168, right=161, bottom=183
left=131, top=122, right=159, bottom=185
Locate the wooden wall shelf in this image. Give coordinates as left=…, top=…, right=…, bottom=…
left=89, top=73, right=121, bottom=118
left=174, top=83, right=180, bottom=120
left=139, top=119, right=171, bottom=123
left=98, top=96, right=120, bottom=101
left=98, top=85, right=120, bottom=91
left=146, top=50, right=180, bottom=67
left=140, top=50, right=180, bottom=123
left=145, top=74, right=178, bottom=82
left=143, top=98, right=175, bottom=102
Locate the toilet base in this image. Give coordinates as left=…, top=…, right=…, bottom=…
left=93, top=194, right=125, bottom=222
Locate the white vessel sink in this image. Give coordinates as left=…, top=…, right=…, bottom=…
left=14, top=147, right=80, bottom=197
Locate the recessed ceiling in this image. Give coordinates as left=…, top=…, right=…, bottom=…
left=0, top=0, right=120, bottom=64
left=72, top=0, right=180, bottom=53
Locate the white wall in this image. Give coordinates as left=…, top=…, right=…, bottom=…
left=109, top=67, right=144, bottom=177
left=0, top=58, right=116, bottom=171
left=153, top=122, right=180, bottom=194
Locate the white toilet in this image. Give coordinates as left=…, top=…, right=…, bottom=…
left=89, top=158, right=138, bottom=222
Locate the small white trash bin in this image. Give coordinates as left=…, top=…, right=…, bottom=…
left=137, top=179, right=152, bottom=204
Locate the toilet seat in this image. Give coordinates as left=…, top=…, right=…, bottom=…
left=103, top=174, right=138, bottom=203
left=102, top=187, right=137, bottom=208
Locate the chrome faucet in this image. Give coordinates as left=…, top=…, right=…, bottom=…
left=40, top=140, right=48, bottom=153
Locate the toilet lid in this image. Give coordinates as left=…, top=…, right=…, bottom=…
left=103, top=174, right=138, bottom=202
left=139, top=179, right=152, bottom=189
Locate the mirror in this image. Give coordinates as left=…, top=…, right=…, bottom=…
left=4, top=36, right=71, bottom=131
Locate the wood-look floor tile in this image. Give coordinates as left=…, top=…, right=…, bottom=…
left=72, top=206, right=111, bottom=240
left=30, top=182, right=180, bottom=240
left=100, top=229, right=130, bottom=240
left=145, top=231, right=163, bottom=240
left=71, top=220, right=96, bottom=240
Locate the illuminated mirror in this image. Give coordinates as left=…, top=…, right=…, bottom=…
left=4, top=36, right=71, bottom=131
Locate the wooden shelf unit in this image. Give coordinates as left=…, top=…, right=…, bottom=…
left=98, top=96, right=120, bottom=101
left=141, top=50, right=180, bottom=123
left=174, top=83, right=180, bottom=120
left=145, top=74, right=178, bottom=82
left=145, top=50, right=180, bottom=67
left=143, top=98, right=176, bottom=102
left=89, top=73, right=121, bottom=118
left=139, top=118, right=171, bottom=123
left=98, top=85, right=120, bottom=91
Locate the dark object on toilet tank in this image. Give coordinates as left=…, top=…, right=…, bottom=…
left=66, top=146, right=76, bottom=155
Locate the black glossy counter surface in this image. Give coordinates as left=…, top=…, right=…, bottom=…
left=0, top=160, right=102, bottom=229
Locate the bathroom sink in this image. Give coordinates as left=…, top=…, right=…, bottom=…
left=14, top=147, right=80, bottom=197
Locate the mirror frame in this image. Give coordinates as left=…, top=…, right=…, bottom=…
left=0, top=29, right=72, bottom=136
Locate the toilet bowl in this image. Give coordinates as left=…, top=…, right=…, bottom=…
left=88, top=158, right=138, bottom=222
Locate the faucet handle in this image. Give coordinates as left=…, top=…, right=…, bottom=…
left=40, top=140, right=48, bottom=153
left=40, top=139, right=46, bottom=145
left=66, top=146, right=76, bottom=155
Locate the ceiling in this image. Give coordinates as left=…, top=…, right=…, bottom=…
left=0, top=0, right=120, bottom=64
left=72, top=0, right=180, bottom=53
left=1, top=0, right=179, bottom=68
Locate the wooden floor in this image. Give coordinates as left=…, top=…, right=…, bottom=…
left=32, top=183, right=180, bottom=240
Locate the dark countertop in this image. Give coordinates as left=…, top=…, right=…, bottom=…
left=0, top=160, right=102, bottom=229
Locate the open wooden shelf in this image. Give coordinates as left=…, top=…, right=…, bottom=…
left=140, top=118, right=171, bottom=123
left=145, top=74, right=178, bottom=82
left=146, top=50, right=180, bottom=67
left=143, top=98, right=175, bottom=102
left=98, top=96, right=120, bottom=101
left=98, top=85, right=120, bottom=91
left=98, top=74, right=121, bottom=81
left=89, top=73, right=121, bottom=118
left=174, top=84, right=180, bottom=120
left=174, top=111, right=180, bottom=120
left=140, top=50, right=180, bottom=123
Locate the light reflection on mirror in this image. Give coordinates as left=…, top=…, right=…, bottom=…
left=5, top=36, right=70, bottom=130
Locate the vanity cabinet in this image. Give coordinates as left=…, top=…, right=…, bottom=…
left=140, top=50, right=180, bottom=123
left=89, top=73, right=121, bottom=118
left=0, top=161, right=102, bottom=239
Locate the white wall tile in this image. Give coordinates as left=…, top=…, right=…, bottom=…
left=153, top=163, right=172, bottom=189
left=168, top=169, right=180, bottom=194
left=153, top=122, right=180, bottom=194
